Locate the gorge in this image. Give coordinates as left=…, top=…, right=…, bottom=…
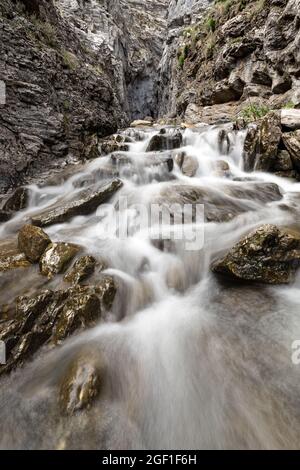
left=0, top=0, right=300, bottom=451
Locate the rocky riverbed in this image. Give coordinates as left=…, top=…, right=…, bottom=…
left=1, top=115, right=300, bottom=448
left=1, top=0, right=300, bottom=451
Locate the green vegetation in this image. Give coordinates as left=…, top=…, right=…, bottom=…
left=204, top=35, right=217, bottom=59
left=30, top=16, right=58, bottom=48
left=239, top=103, right=270, bottom=122
left=177, top=44, right=190, bottom=69
left=61, top=50, right=79, bottom=70
left=206, top=17, right=216, bottom=32
left=283, top=101, right=296, bottom=109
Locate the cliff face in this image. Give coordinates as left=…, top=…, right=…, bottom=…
left=0, top=0, right=168, bottom=193
left=57, top=0, right=168, bottom=119
left=163, top=0, right=300, bottom=123
left=158, top=0, right=213, bottom=117
left=1, top=0, right=299, bottom=193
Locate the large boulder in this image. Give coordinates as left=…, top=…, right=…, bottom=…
left=212, top=224, right=300, bottom=284
left=282, top=130, right=300, bottom=171
left=146, top=130, right=182, bottom=152
left=39, top=242, right=80, bottom=277
left=281, top=109, right=300, bottom=131
left=157, top=181, right=282, bottom=223
left=243, top=112, right=282, bottom=172
left=31, top=178, right=123, bottom=227
left=3, top=187, right=29, bottom=212
left=59, top=355, right=101, bottom=415
left=18, top=224, right=51, bottom=262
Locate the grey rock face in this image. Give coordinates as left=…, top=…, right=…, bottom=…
left=158, top=0, right=213, bottom=116
left=0, top=0, right=168, bottom=194
left=162, top=0, right=300, bottom=121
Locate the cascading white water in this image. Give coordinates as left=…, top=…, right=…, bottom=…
left=1, top=124, right=300, bottom=449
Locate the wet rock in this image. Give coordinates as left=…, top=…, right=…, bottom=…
left=274, top=150, right=293, bottom=171
left=243, top=112, right=282, bottom=172
left=59, top=355, right=101, bottom=415
left=3, top=187, right=29, bottom=212
left=281, top=109, right=300, bottom=131
left=218, top=129, right=231, bottom=155
left=96, top=276, right=117, bottom=311
left=0, top=275, right=117, bottom=376
left=0, top=210, right=12, bottom=223
left=175, top=152, right=199, bottom=177
left=215, top=160, right=231, bottom=177
left=212, top=224, right=300, bottom=284
left=31, top=178, right=123, bottom=227
left=64, top=256, right=97, bottom=285
left=146, top=131, right=182, bottom=152
left=282, top=130, right=300, bottom=171
left=18, top=224, right=51, bottom=263
left=100, top=140, right=129, bottom=155
left=158, top=180, right=283, bottom=224
left=52, top=287, right=101, bottom=344
left=0, top=240, right=31, bottom=272
left=226, top=181, right=282, bottom=204
left=39, top=242, right=80, bottom=278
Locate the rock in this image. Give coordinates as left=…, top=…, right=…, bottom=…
left=0, top=274, right=117, bottom=376
left=31, top=178, right=123, bottom=227
left=218, top=129, right=231, bottom=155
left=146, top=131, right=183, bottom=152
left=212, top=224, right=300, bottom=284
left=281, top=109, right=300, bottom=130
left=221, top=14, right=248, bottom=38
left=3, top=187, right=30, bottom=212
left=272, top=75, right=292, bottom=94
left=39, top=242, right=80, bottom=278
left=175, top=152, right=199, bottom=177
left=0, top=210, right=12, bottom=222
left=215, top=160, right=231, bottom=177
left=96, top=276, right=117, bottom=311
left=18, top=224, right=51, bottom=263
left=243, top=112, right=282, bottom=172
left=158, top=180, right=282, bottom=224
left=274, top=150, right=293, bottom=171
left=130, top=120, right=153, bottom=127
left=64, top=256, right=97, bottom=285
left=52, top=287, right=101, bottom=343
left=0, top=240, right=31, bottom=272
left=282, top=130, right=300, bottom=171
left=59, top=355, right=101, bottom=415
left=100, top=140, right=129, bottom=155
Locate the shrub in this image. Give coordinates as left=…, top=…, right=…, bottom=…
left=30, top=16, right=58, bottom=48
left=61, top=50, right=79, bottom=70
left=206, top=17, right=216, bottom=32
left=240, top=103, right=270, bottom=121
left=177, top=44, right=190, bottom=69
left=283, top=101, right=295, bottom=109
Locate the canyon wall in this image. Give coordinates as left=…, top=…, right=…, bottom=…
left=163, top=0, right=300, bottom=123
left=0, top=0, right=168, bottom=193
left=1, top=0, right=300, bottom=193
